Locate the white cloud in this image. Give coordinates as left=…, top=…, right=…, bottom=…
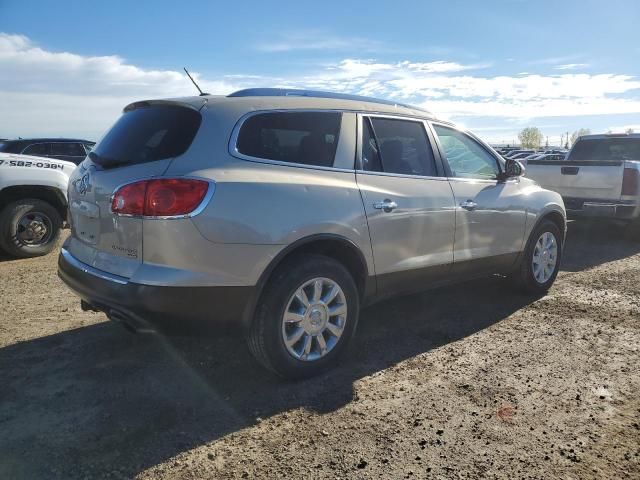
left=530, top=54, right=585, bottom=65
left=607, top=124, right=639, bottom=133
left=1, top=33, right=639, bottom=140
left=274, top=59, right=640, bottom=121
left=0, top=33, right=241, bottom=138
left=399, top=60, right=489, bottom=73
left=554, top=63, right=590, bottom=70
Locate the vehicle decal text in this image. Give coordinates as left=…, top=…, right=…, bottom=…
left=0, top=159, right=65, bottom=170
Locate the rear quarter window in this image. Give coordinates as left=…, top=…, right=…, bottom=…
left=236, top=111, right=342, bottom=167
left=90, top=105, right=202, bottom=169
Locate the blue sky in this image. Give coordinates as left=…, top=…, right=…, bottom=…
left=1, top=0, right=639, bottom=144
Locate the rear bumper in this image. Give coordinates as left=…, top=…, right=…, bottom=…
left=564, top=198, right=639, bottom=220
left=58, top=248, right=255, bottom=334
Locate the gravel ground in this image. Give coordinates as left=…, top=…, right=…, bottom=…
left=0, top=221, right=639, bottom=479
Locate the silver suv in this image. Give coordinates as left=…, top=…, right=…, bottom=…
left=58, top=89, right=566, bottom=378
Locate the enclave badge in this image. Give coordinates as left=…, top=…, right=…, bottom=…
left=74, top=173, right=91, bottom=195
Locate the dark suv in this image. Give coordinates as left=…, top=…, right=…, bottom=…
left=0, top=138, right=95, bottom=165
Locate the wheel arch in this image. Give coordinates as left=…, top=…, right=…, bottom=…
left=533, top=208, right=567, bottom=247
left=0, top=185, right=68, bottom=221
left=241, top=234, right=372, bottom=330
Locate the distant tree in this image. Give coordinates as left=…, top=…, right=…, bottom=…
left=626, top=127, right=635, bottom=134
left=570, top=128, right=591, bottom=145
left=518, top=127, right=543, bottom=149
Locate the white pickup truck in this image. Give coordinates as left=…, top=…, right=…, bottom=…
left=0, top=152, right=76, bottom=257
left=525, top=133, right=640, bottom=223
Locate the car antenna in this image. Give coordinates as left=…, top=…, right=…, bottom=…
left=183, top=67, right=209, bottom=96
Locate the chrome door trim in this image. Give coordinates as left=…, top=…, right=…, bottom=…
left=227, top=109, right=357, bottom=172
left=355, top=113, right=448, bottom=179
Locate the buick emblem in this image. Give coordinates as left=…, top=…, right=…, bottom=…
left=74, top=173, right=91, bottom=195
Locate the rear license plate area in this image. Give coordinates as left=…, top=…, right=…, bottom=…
left=70, top=200, right=100, bottom=245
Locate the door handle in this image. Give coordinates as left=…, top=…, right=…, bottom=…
left=373, top=199, right=398, bottom=212
left=460, top=200, right=478, bottom=211
left=561, top=166, right=579, bottom=175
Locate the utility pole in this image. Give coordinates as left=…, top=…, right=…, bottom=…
left=565, top=131, right=569, bottom=149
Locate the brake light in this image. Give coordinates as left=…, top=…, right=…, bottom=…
left=111, top=179, right=210, bottom=217
left=111, top=181, right=146, bottom=215
left=622, top=168, right=639, bottom=196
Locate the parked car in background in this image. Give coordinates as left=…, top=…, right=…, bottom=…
left=0, top=152, right=74, bottom=257
left=525, top=133, right=640, bottom=222
left=495, top=147, right=520, bottom=156
left=510, top=151, right=538, bottom=160
left=58, top=88, right=566, bottom=378
left=520, top=153, right=566, bottom=165
left=0, top=138, right=94, bottom=165
left=504, top=149, right=536, bottom=159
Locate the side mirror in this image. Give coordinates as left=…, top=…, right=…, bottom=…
left=504, top=158, right=525, bottom=178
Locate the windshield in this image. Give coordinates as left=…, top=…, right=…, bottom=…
left=90, top=105, right=201, bottom=169
left=568, top=137, right=640, bottom=161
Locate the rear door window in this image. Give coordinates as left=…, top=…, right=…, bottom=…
left=364, top=117, right=438, bottom=177
left=568, top=138, right=640, bottom=161
left=236, top=111, right=341, bottom=167
left=90, top=104, right=202, bottom=169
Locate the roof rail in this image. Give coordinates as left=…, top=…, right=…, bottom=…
left=227, top=88, right=430, bottom=113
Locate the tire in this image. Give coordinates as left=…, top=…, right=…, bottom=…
left=512, top=219, right=563, bottom=294
left=248, top=254, right=360, bottom=379
left=0, top=199, right=62, bottom=258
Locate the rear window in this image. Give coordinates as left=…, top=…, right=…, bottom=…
left=569, top=137, right=640, bottom=161
left=90, top=105, right=201, bottom=169
left=236, top=111, right=341, bottom=167
left=22, top=143, right=49, bottom=156
left=51, top=142, right=86, bottom=157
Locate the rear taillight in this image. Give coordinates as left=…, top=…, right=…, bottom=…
left=111, top=179, right=210, bottom=217
left=111, top=182, right=146, bottom=215
left=622, top=168, right=639, bottom=196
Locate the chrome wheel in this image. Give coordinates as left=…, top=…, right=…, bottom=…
left=531, top=231, right=558, bottom=284
left=281, top=277, right=347, bottom=362
left=16, top=212, right=52, bottom=246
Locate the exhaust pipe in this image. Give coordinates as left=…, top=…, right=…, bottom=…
left=108, top=309, right=157, bottom=334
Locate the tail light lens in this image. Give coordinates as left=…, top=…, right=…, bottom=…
left=111, top=179, right=210, bottom=217
left=622, top=168, right=639, bottom=196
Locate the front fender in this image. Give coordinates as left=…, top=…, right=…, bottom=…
left=520, top=179, right=567, bottom=242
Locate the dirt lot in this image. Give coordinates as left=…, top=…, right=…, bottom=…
left=1, top=221, right=639, bottom=479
